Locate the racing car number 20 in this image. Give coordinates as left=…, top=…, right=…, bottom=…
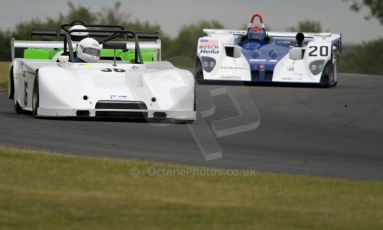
left=308, top=46, right=329, bottom=57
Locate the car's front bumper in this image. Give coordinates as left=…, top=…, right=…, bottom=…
left=37, top=108, right=196, bottom=120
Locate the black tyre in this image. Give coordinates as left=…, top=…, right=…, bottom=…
left=13, top=81, right=24, bottom=114
left=32, top=77, right=39, bottom=117
left=8, top=67, right=14, bottom=99
left=195, top=59, right=204, bottom=83
left=14, top=100, right=23, bottom=114
left=320, top=62, right=335, bottom=88
left=193, top=81, right=197, bottom=112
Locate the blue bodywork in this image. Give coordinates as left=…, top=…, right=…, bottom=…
left=239, top=28, right=291, bottom=81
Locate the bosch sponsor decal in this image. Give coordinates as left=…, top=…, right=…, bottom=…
left=199, top=39, right=219, bottom=54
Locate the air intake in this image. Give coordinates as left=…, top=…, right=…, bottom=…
left=95, top=111, right=148, bottom=119
left=95, top=101, right=147, bottom=110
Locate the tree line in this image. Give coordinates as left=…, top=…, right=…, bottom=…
left=0, top=1, right=382, bottom=75
left=0, top=2, right=223, bottom=64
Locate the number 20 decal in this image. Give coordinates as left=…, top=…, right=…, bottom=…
left=308, top=46, right=329, bottom=57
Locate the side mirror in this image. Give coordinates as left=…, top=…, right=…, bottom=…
left=58, top=56, right=69, bottom=63
left=289, top=48, right=305, bottom=60
left=296, top=32, right=305, bottom=47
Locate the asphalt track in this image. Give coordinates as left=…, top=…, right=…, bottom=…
left=1, top=73, right=383, bottom=180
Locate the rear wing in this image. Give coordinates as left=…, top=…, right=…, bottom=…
left=203, top=29, right=342, bottom=47
left=11, top=21, right=162, bottom=62
left=30, top=28, right=160, bottom=40
left=11, top=39, right=162, bottom=61
left=267, top=31, right=341, bottom=43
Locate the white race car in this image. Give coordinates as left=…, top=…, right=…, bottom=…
left=196, top=13, right=342, bottom=87
left=8, top=22, right=196, bottom=122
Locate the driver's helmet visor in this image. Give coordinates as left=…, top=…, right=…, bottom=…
left=249, top=31, right=265, bottom=40
left=83, top=48, right=100, bottom=57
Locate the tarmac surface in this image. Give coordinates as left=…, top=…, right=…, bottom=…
left=1, top=73, right=382, bottom=180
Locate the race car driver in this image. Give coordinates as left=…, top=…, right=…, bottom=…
left=75, top=37, right=101, bottom=63
left=69, top=25, right=89, bottom=41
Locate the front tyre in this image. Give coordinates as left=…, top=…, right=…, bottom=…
left=13, top=84, right=24, bottom=114
left=14, top=99, right=23, bottom=114
left=8, top=67, right=14, bottom=99
left=320, top=62, right=335, bottom=88
left=32, top=77, right=39, bottom=117
left=195, top=59, right=204, bottom=84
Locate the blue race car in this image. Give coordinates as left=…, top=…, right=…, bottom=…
left=196, top=13, right=342, bottom=87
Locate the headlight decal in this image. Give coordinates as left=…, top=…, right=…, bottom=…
left=309, top=60, right=326, bottom=75
left=201, top=57, right=217, bottom=73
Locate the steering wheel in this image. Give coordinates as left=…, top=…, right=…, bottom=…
left=51, top=50, right=65, bottom=62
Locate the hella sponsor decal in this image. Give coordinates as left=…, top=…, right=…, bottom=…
left=199, top=39, right=219, bottom=54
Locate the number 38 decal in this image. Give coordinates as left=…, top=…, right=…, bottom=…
left=101, top=68, right=126, bottom=73
left=308, top=46, right=329, bottom=57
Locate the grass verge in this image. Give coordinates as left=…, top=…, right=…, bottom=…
left=0, top=62, right=9, bottom=90
left=0, top=146, right=382, bottom=229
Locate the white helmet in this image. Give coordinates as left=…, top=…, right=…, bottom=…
left=69, top=25, right=88, bottom=41
left=76, top=38, right=101, bottom=63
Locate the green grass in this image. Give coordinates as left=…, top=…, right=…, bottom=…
left=0, top=147, right=382, bottom=229
left=0, top=62, right=9, bottom=90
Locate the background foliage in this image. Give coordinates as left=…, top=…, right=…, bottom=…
left=0, top=1, right=382, bottom=74
left=341, top=0, right=383, bottom=74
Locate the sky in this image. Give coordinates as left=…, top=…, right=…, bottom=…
left=0, top=0, right=382, bottom=44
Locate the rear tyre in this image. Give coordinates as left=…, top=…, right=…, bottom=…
left=32, top=77, right=39, bottom=117
left=195, top=59, right=204, bottom=84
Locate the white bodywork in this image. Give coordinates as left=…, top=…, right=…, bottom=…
left=197, top=35, right=251, bottom=81
left=273, top=40, right=336, bottom=84
left=10, top=40, right=196, bottom=121
left=197, top=29, right=341, bottom=86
